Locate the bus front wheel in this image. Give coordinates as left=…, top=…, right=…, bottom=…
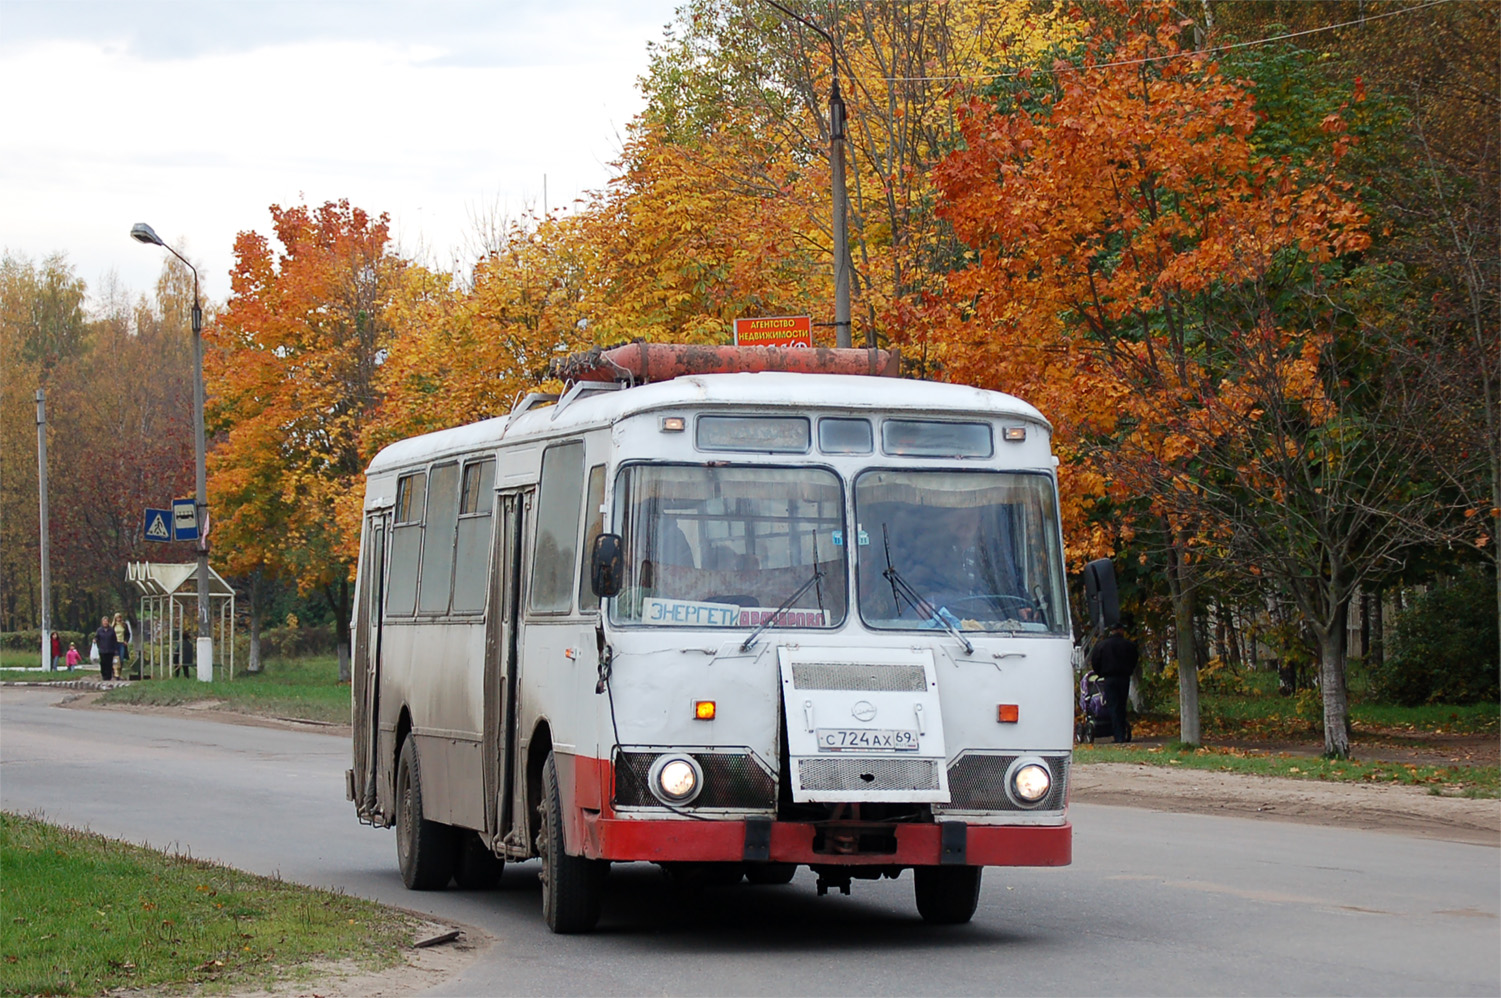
left=538, top=751, right=606, bottom=932
left=914, top=865, right=982, bottom=924
left=395, top=738, right=456, bottom=890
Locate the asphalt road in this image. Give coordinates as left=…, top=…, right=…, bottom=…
left=2, top=686, right=1497, bottom=997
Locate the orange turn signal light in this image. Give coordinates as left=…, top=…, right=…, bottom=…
left=694, top=700, right=716, bottom=720
left=997, top=704, right=1020, bottom=723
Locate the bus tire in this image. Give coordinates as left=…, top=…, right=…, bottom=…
left=914, top=865, right=982, bottom=924
left=745, top=863, right=797, bottom=885
left=395, top=738, right=456, bottom=890
left=453, top=831, right=505, bottom=890
left=538, top=751, right=605, bottom=933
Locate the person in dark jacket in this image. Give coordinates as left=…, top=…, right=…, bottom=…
left=1089, top=623, right=1139, bottom=743
left=95, top=616, right=119, bottom=681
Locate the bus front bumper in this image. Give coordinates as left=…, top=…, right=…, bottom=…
left=578, top=814, right=1071, bottom=867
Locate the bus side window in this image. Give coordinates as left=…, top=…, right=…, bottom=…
left=451, top=459, right=496, bottom=614
left=418, top=463, right=460, bottom=614
left=387, top=471, right=426, bottom=616
left=529, top=441, right=585, bottom=614
left=577, top=464, right=606, bottom=612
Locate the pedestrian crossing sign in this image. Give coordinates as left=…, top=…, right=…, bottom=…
left=143, top=508, right=172, bottom=542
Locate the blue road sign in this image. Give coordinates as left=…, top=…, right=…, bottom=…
left=143, top=508, right=173, bottom=542
left=172, top=498, right=198, bottom=542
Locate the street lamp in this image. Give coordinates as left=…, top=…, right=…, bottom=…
left=131, top=222, right=212, bottom=682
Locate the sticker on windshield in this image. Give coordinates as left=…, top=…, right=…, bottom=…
left=642, top=598, right=830, bottom=628
left=643, top=597, right=741, bottom=627
left=739, top=607, right=829, bottom=628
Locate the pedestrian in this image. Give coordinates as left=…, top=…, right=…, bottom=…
left=113, top=612, right=134, bottom=680
left=50, top=631, right=63, bottom=670
left=65, top=642, right=81, bottom=670
left=95, top=616, right=119, bottom=681
left=1089, top=622, right=1139, bottom=743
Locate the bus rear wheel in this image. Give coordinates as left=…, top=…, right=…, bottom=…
left=396, top=738, right=456, bottom=890
left=538, top=751, right=606, bottom=933
left=914, top=866, right=982, bottom=924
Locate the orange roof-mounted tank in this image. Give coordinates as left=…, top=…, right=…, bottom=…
left=550, top=342, right=900, bottom=383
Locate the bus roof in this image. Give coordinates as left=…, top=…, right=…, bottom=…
left=365, top=372, right=1049, bottom=476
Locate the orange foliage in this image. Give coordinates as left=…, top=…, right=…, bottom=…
left=913, top=1, right=1369, bottom=562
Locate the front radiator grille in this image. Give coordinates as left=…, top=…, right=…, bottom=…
left=941, top=753, right=1070, bottom=811
left=790, top=662, right=928, bottom=691
left=613, top=750, right=776, bottom=810
left=797, top=756, right=941, bottom=792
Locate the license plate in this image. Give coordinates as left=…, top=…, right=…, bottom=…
left=815, top=728, right=920, bottom=751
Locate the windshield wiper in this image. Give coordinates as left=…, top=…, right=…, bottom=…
left=881, top=525, right=974, bottom=655
left=740, top=568, right=824, bottom=653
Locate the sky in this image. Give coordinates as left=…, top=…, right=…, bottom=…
left=0, top=0, right=682, bottom=308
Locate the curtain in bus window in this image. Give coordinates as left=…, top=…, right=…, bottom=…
left=418, top=463, right=460, bottom=614
left=386, top=472, right=427, bottom=616
left=530, top=442, right=585, bottom=613
left=451, top=459, right=496, bottom=614
left=577, top=465, right=606, bottom=613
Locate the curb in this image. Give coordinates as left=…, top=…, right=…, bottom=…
left=2, top=679, right=134, bottom=691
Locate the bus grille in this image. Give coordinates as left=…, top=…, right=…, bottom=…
left=789, top=662, right=928, bottom=692
left=797, top=756, right=941, bottom=792
left=940, top=754, right=1070, bottom=811
left=613, top=750, right=776, bottom=810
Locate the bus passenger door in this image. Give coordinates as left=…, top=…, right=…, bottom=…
left=483, top=491, right=526, bottom=842
left=351, top=510, right=389, bottom=822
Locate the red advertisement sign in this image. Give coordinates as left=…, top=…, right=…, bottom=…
left=734, top=315, right=813, bottom=348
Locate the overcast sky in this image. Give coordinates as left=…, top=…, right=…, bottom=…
left=0, top=0, right=681, bottom=308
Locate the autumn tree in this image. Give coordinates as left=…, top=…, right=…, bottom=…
left=926, top=2, right=1410, bottom=753
left=619, top=0, right=1076, bottom=349
left=0, top=253, right=198, bottom=634
left=208, top=201, right=409, bottom=681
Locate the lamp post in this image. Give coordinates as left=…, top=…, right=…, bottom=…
left=763, top=0, right=852, bottom=348
left=131, top=222, right=212, bottom=682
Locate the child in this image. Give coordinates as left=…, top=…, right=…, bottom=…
left=65, top=642, right=81, bottom=670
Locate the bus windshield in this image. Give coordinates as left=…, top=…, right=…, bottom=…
left=854, top=470, right=1067, bottom=634
left=610, top=464, right=848, bottom=629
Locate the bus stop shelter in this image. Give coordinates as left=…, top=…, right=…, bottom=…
left=127, top=562, right=237, bottom=680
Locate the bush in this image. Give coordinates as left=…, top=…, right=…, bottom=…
left=235, top=623, right=337, bottom=660
left=1372, top=569, right=1499, bottom=706
left=1, top=629, right=89, bottom=654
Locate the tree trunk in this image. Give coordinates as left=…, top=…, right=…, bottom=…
left=1371, top=585, right=1384, bottom=670
left=1175, top=587, right=1201, bottom=745
left=1165, top=533, right=1201, bottom=745
left=1318, top=600, right=1352, bottom=758
left=329, top=578, right=352, bottom=683
left=247, top=568, right=263, bottom=674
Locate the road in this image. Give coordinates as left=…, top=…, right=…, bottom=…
left=2, top=686, right=1497, bottom=996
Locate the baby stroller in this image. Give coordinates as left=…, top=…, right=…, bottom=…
left=1075, top=670, right=1115, bottom=743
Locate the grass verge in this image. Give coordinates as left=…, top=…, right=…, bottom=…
left=0, top=812, right=417, bottom=997
left=92, top=656, right=350, bottom=725
left=1074, top=742, right=1501, bottom=798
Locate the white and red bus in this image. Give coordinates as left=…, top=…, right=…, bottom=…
left=348, top=346, right=1105, bottom=932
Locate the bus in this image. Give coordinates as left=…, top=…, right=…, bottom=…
left=348, top=347, right=1112, bottom=932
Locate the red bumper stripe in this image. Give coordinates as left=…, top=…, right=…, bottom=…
left=580, top=813, right=1070, bottom=867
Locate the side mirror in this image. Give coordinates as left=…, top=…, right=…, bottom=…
left=591, top=533, right=624, bottom=598
left=1083, top=558, right=1120, bottom=634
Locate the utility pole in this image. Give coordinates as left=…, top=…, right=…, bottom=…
left=36, top=389, right=51, bottom=671
left=764, top=0, right=852, bottom=347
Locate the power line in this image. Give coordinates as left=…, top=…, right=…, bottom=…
left=839, top=0, right=1454, bottom=85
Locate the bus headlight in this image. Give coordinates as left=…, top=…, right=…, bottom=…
left=1005, top=756, right=1053, bottom=807
left=648, top=755, right=703, bottom=805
